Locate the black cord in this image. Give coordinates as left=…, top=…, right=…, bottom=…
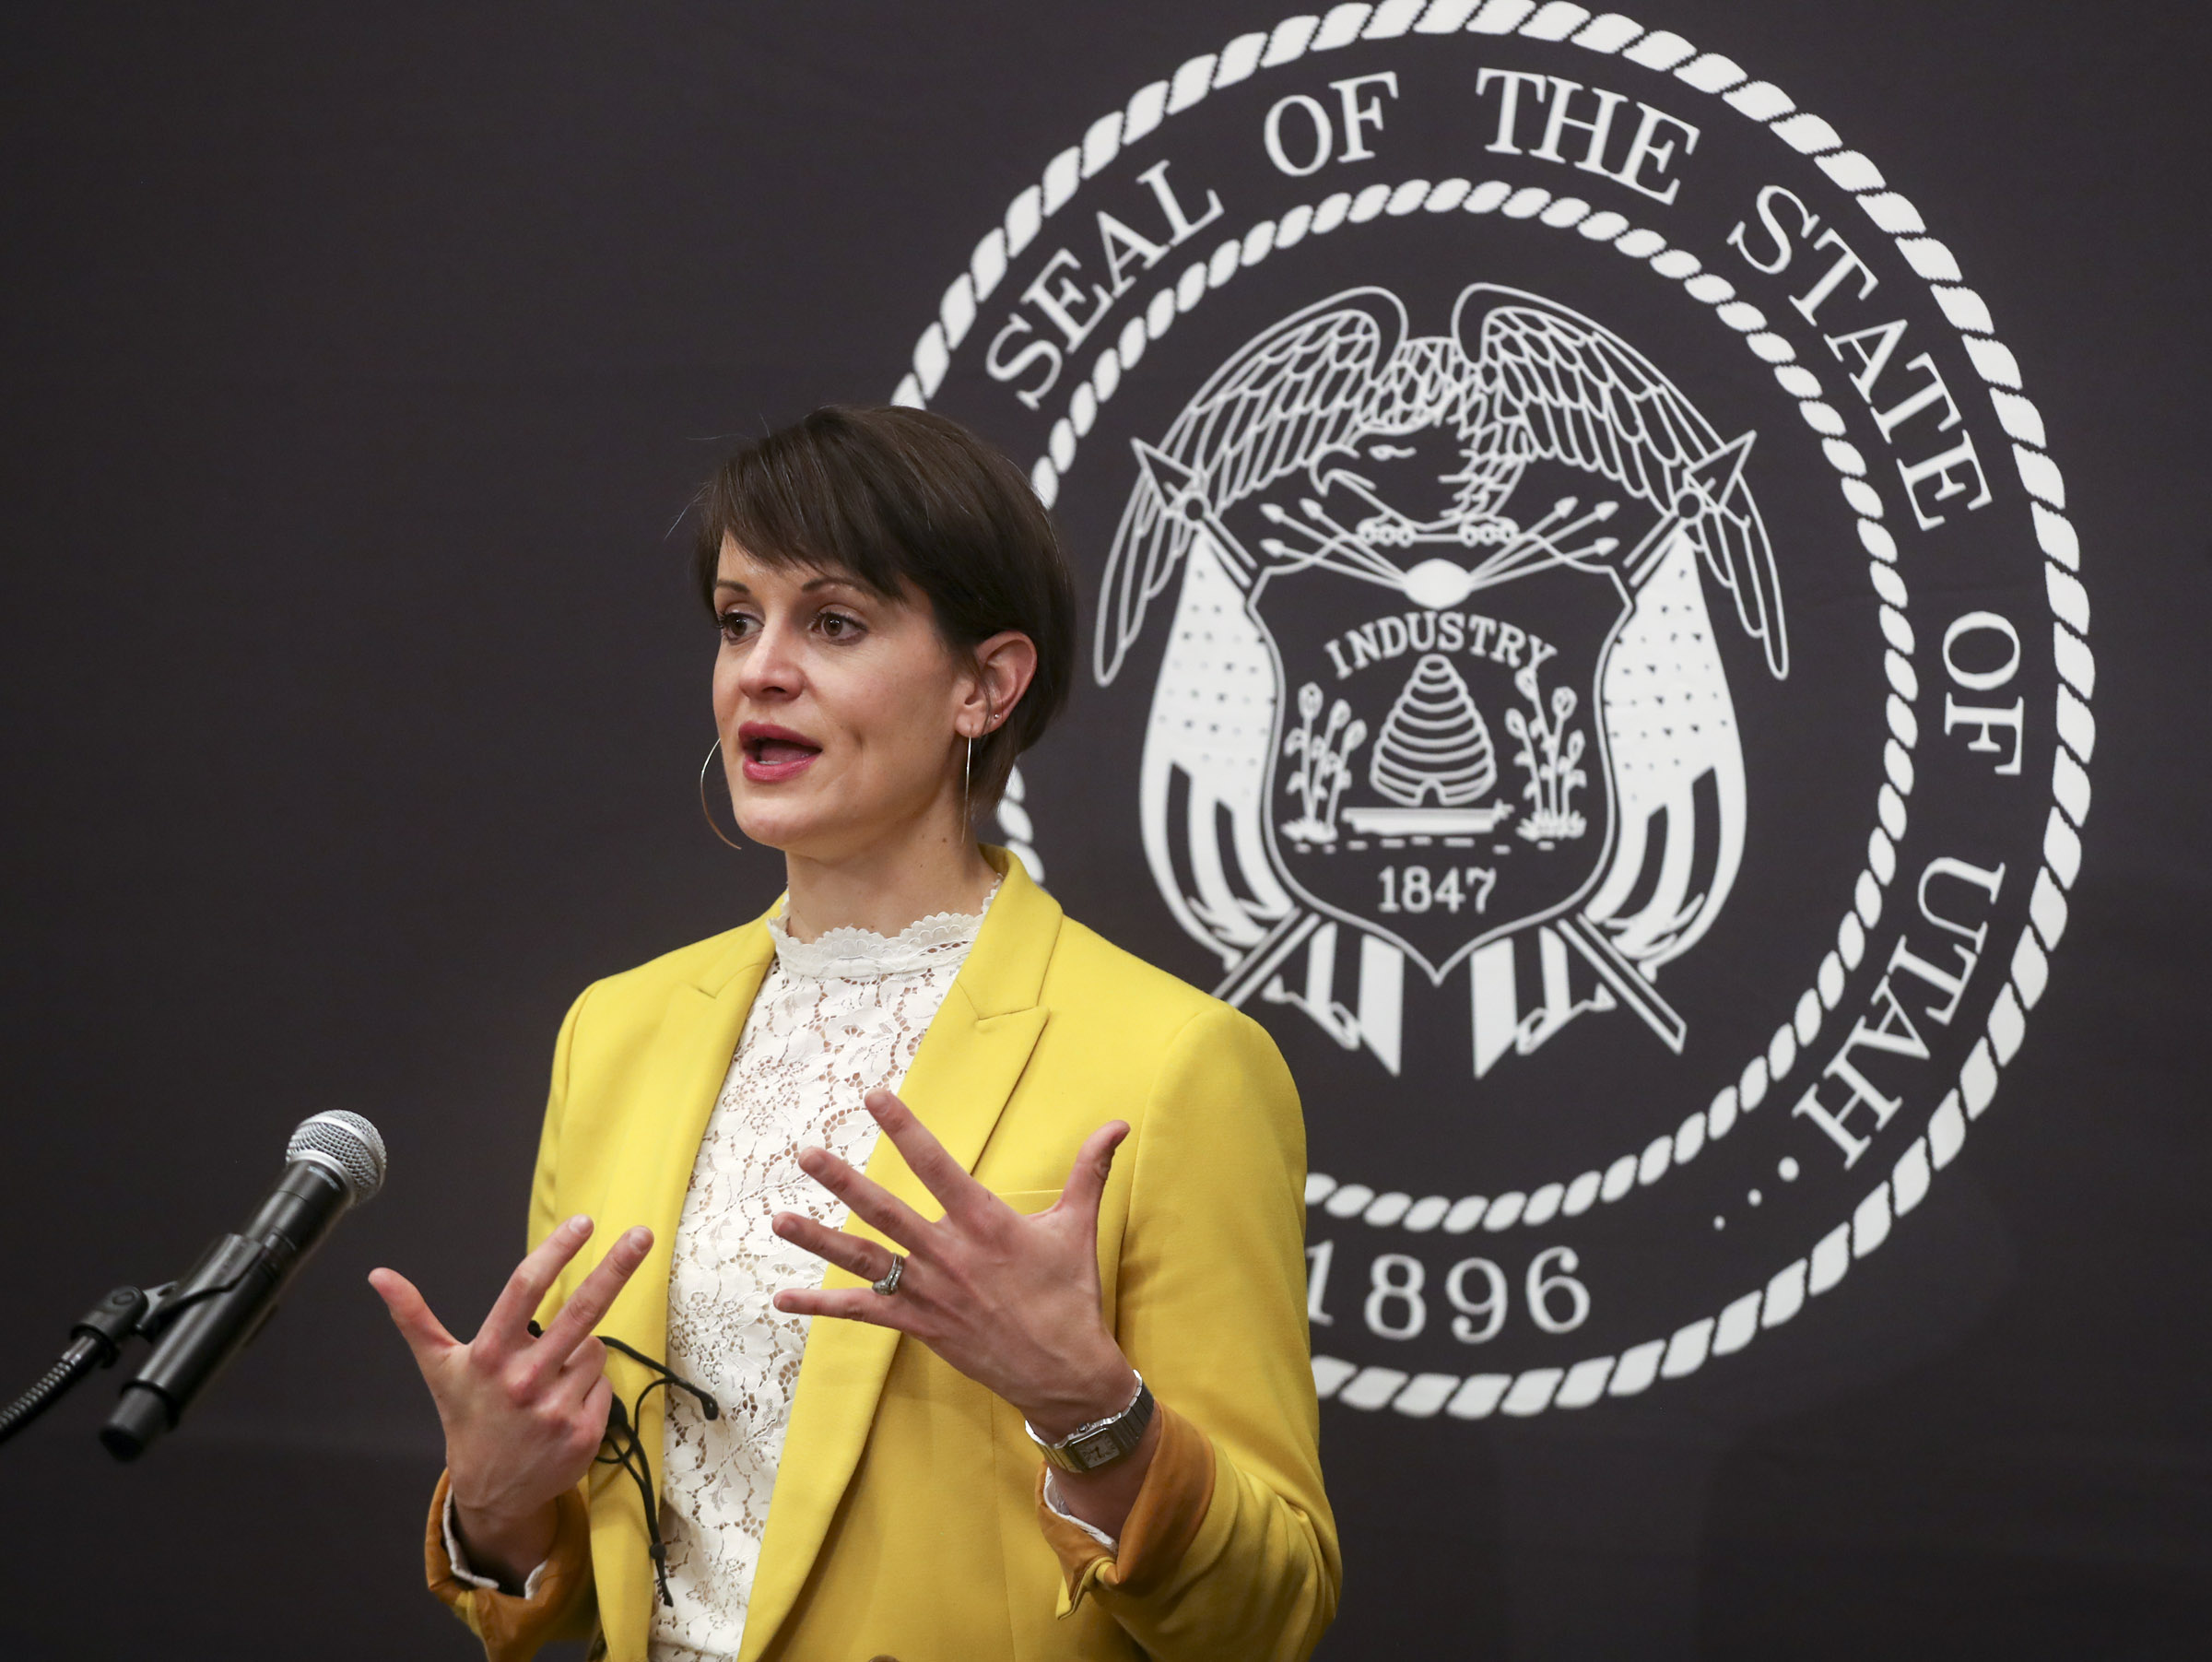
left=595, top=1397, right=667, bottom=1603
left=528, top=1321, right=719, bottom=1606
left=603, top=1335, right=721, bottom=1426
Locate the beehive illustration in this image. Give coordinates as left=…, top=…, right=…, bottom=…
left=1368, top=654, right=1497, bottom=807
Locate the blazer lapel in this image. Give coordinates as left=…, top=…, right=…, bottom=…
left=594, top=919, right=776, bottom=1662
left=739, top=854, right=1062, bottom=1662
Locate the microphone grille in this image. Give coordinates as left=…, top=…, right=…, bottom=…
left=287, top=1111, right=388, bottom=1204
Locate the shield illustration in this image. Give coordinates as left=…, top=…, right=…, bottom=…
left=1250, top=515, right=1630, bottom=982
left=1098, top=284, right=1788, bottom=1066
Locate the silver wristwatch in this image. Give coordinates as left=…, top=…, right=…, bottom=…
left=1025, top=1372, right=1155, bottom=1474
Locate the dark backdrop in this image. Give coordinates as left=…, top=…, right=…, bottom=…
left=1, top=5, right=2206, bottom=1658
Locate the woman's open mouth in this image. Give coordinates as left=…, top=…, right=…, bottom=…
left=738, top=722, right=823, bottom=784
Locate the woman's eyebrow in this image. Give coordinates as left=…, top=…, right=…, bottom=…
left=713, top=572, right=870, bottom=595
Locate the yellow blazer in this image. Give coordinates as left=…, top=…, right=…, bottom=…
left=426, top=850, right=1339, bottom=1661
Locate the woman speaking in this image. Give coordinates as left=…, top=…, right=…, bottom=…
left=370, top=407, right=1338, bottom=1662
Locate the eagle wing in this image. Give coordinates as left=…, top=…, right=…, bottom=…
left=1094, top=289, right=1406, bottom=685
left=1453, top=284, right=1788, bottom=678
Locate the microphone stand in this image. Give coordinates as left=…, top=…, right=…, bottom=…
left=0, top=1220, right=295, bottom=1459
left=0, top=1284, right=167, bottom=1452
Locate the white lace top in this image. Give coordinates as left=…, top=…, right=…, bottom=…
left=647, top=890, right=994, bottom=1662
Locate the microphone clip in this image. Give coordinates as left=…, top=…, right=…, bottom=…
left=0, top=1282, right=165, bottom=1454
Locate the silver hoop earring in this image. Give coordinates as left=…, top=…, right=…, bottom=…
left=699, top=739, right=744, bottom=850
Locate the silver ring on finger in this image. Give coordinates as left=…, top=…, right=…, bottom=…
left=870, top=1254, right=906, bottom=1297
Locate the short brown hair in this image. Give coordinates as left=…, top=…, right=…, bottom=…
left=693, top=406, right=1077, bottom=820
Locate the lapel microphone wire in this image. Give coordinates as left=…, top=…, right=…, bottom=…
left=529, top=1320, right=720, bottom=1607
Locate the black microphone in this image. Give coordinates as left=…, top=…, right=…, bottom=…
left=100, top=1111, right=387, bottom=1460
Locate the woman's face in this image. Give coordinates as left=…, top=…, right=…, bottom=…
left=711, top=536, right=980, bottom=861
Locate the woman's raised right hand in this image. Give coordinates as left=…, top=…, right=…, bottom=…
left=369, top=1216, right=653, bottom=1587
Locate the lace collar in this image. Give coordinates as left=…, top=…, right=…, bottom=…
left=767, top=878, right=1001, bottom=982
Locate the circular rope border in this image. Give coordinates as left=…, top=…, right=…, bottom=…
left=902, top=0, right=2091, bottom=1419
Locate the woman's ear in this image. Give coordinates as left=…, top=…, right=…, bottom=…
left=966, top=631, right=1038, bottom=737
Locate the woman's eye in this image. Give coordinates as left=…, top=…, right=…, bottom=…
left=816, top=611, right=863, bottom=641
left=717, top=610, right=758, bottom=642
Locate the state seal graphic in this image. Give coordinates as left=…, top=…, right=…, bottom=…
left=894, top=4, right=2089, bottom=1421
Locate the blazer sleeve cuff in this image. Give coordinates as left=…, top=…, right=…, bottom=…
left=443, top=1487, right=554, bottom=1600
left=1035, top=1399, right=1218, bottom=1616
left=425, top=1469, right=595, bottom=1661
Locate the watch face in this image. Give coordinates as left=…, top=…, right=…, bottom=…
left=1074, top=1432, right=1121, bottom=1468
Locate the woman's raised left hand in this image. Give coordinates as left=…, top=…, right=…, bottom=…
left=770, top=1088, right=1137, bottom=1444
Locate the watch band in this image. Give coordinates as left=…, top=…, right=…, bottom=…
left=1026, top=1372, right=1155, bottom=1474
